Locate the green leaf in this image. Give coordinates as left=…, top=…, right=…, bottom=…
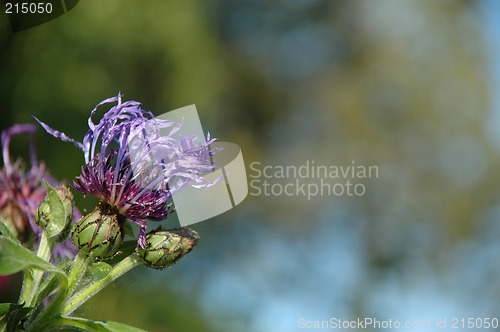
left=106, top=240, right=137, bottom=266
left=49, top=316, right=147, bottom=331
left=100, top=320, right=148, bottom=332
left=0, top=303, right=33, bottom=332
left=0, top=236, right=67, bottom=287
left=41, top=180, right=67, bottom=238
left=35, top=273, right=59, bottom=305
left=122, top=221, right=135, bottom=238
left=0, top=303, right=21, bottom=317
left=0, top=220, right=18, bottom=243
left=90, top=262, right=112, bottom=281
left=58, top=258, right=74, bottom=273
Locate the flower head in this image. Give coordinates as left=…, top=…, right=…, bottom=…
left=0, top=124, right=77, bottom=260
left=36, top=94, right=217, bottom=247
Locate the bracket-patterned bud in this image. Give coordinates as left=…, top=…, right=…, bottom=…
left=71, top=207, right=124, bottom=260
left=136, top=228, right=199, bottom=269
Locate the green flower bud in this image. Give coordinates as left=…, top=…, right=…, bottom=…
left=35, top=199, right=51, bottom=229
left=56, top=186, right=74, bottom=242
left=36, top=184, right=74, bottom=240
left=71, top=207, right=124, bottom=260
left=136, top=228, right=200, bottom=270
left=59, top=186, right=74, bottom=221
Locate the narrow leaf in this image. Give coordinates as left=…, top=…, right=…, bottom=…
left=100, top=320, right=148, bottom=332
left=50, top=316, right=147, bottom=332
left=0, top=220, right=18, bottom=243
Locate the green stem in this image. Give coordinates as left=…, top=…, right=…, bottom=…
left=26, top=281, right=68, bottom=331
left=67, top=252, right=89, bottom=293
left=26, top=231, right=52, bottom=306
left=18, top=270, right=34, bottom=305
left=36, top=231, right=52, bottom=261
left=62, top=253, right=142, bottom=315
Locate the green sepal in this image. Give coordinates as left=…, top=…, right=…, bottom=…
left=36, top=180, right=69, bottom=239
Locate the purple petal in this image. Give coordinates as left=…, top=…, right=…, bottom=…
left=33, top=117, right=84, bottom=151
left=1, top=124, right=37, bottom=172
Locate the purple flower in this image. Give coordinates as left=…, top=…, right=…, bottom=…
left=36, top=94, right=217, bottom=247
left=0, top=124, right=78, bottom=260
left=0, top=124, right=47, bottom=238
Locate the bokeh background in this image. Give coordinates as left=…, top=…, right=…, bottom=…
left=2, top=0, right=500, bottom=331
